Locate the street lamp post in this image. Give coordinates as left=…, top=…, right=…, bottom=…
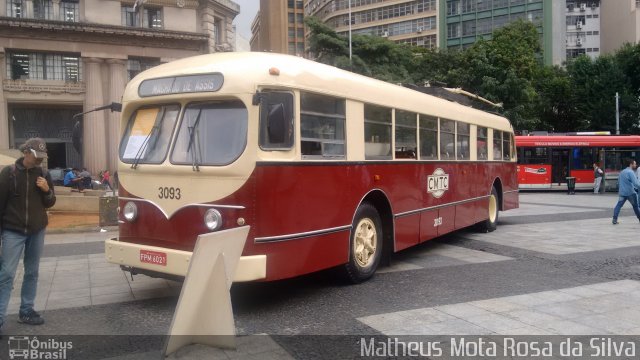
left=616, top=92, right=620, bottom=135
left=348, top=0, right=352, bottom=61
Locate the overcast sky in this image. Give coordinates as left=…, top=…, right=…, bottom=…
left=233, top=0, right=260, bottom=40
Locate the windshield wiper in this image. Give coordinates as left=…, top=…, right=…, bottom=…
left=187, top=109, right=203, bottom=172
left=131, top=107, right=166, bottom=169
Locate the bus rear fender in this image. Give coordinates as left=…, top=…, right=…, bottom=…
left=352, top=189, right=394, bottom=265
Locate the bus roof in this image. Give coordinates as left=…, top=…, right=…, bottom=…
left=124, top=52, right=513, bottom=132
left=516, top=135, right=640, bottom=147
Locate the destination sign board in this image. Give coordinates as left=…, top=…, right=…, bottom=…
left=138, top=74, right=224, bottom=97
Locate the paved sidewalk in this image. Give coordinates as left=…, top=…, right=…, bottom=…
left=7, top=231, right=181, bottom=315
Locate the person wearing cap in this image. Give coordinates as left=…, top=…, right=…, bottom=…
left=0, top=138, right=56, bottom=332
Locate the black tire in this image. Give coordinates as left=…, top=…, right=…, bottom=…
left=479, top=186, right=499, bottom=233
left=342, top=203, right=383, bottom=284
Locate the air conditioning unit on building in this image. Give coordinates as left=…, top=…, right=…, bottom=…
left=382, top=31, right=389, bottom=37
left=576, top=21, right=582, bottom=29
left=580, top=3, right=586, bottom=11
left=577, top=38, right=583, bottom=46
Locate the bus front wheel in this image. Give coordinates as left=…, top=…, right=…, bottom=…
left=342, top=203, right=383, bottom=283
left=479, top=186, right=499, bottom=232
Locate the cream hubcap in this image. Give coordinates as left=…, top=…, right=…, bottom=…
left=354, top=218, right=377, bottom=268
left=489, top=194, right=497, bottom=223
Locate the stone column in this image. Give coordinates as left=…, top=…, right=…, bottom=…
left=52, top=0, right=60, bottom=20
left=24, top=0, right=34, bottom=18
left=200, top=5, right=216, bottom=53
left=0, top=52, right=8, bottom=150
left=106, top=59, right=126, bottom=173
left=83, top=57, right=107, bottom=174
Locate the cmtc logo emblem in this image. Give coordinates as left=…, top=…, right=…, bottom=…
left=427, top=168, right=449, bottom=198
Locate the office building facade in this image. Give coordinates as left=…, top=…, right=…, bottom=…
left=250, top=0, right=306, bottom=56
left=304, top=0, right=439, bottom=50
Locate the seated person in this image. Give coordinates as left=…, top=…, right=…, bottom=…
left=64, top=168, right=84, bottom=191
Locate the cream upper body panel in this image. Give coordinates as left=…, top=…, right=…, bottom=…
left=122, top=52, right=513, bottom=133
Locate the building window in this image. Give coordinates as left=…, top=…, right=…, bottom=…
left=7, top=0, right=25, bottom=18
left=61, top=0, right=79, bottom=22
left=127, top=58, right=160, bottom=81
left=447, top=23, right=460, bottom=38
left=214, top=19, right=223, bottom=44
left=33, top=0, right=53, bottom=20
left=462, top=20, right=476, bottom=36
left=144, top=7, right=163, bottom=29
left=447, top=0, right=460, bottom=15
left=6, top=52, right=81, bottom=82
left=122, top=6, right=138, bottom=27
left=122, top=6, right=163, bottom=28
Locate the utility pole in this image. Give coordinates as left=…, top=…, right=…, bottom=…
left=616, top=92, right=620, bottom=135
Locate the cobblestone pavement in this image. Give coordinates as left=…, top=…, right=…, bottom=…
left=2, top=192, right=640, bottom=359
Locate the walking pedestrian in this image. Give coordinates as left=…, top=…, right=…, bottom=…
left=0, top=138, right=56, bottom=333
left=593, top=162, right=604, bottom=194
left=612, top=158, right=640, bottom=225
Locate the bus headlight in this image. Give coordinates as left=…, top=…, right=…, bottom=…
left=204, top=209, right=223, bottom=231
left=123, top=202, right=138, bottom=222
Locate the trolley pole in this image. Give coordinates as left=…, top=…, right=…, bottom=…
left=616, top=92, right=620, bottom=135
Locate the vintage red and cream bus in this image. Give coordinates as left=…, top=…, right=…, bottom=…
left=105, top=52, right=519, bottom=283
left=516, top=135, right=640, bottom=191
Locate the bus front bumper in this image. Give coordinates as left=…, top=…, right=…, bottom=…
left=105, top=238, right=267, bottom=282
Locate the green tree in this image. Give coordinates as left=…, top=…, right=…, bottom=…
left=567, top=54, right=638, bottom=134
left=455, top=20, right=542, bottom=129
left=532, top=65, right=582, bottom=132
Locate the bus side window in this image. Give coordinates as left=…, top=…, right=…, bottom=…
left=258, top=91, right=294, bottom=150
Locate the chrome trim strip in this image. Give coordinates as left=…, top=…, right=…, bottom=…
left=254, top=225, right=352, bottom=244
left=119, top=197, right=245, bottom=220
left=395, top=195, right=491, bottom=218
left=503, top=190, right=519, bottom=194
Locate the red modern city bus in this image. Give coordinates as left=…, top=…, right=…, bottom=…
left=105, top=52, right=519, bottom=283
left=516, top=135, right=640, bottom=190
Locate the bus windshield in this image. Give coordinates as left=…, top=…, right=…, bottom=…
left=120, top=105, right=180, bottom=164
left=171, top=100, right=248, bottom=167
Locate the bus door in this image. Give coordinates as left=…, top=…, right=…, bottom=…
left=551, top=148, right=570, bottom=184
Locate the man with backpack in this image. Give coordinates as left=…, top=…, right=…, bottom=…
left=0, top=138, right=56, bottom=333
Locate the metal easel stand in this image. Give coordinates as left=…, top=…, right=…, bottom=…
left=163, top=226, right=250, bottom=357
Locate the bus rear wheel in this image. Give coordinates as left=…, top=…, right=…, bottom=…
left=479, top=186, right=499, bottom=232
left=342, top=203, right=383, bottom=284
